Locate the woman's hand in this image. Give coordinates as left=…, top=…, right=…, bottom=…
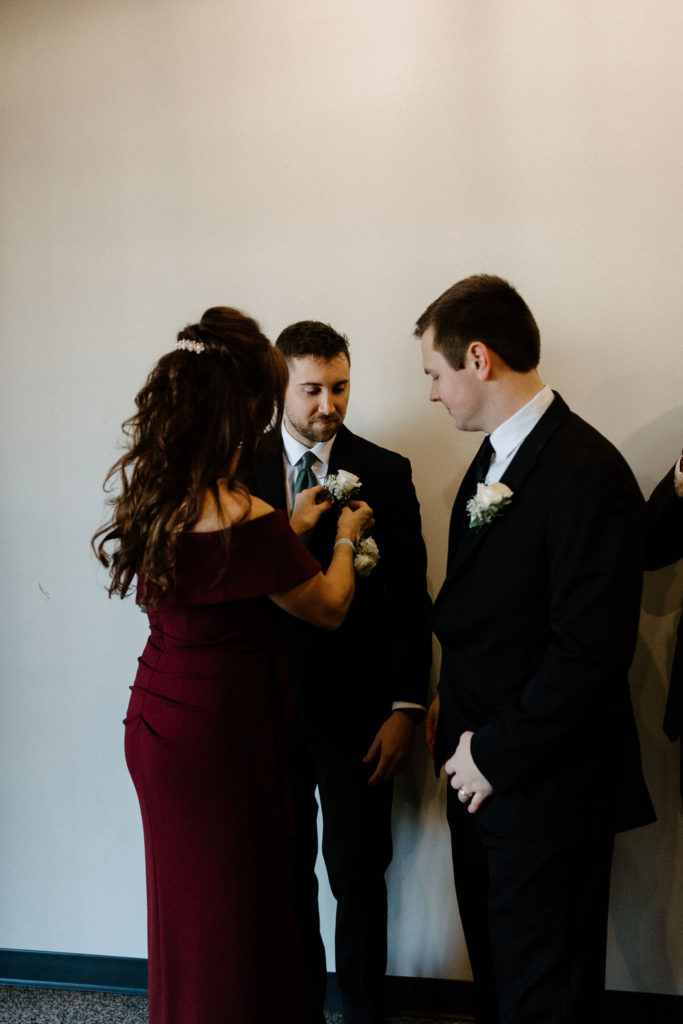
left=336, top=500, right=374, bottom=544
left=290, top=485, right=333, bottom=536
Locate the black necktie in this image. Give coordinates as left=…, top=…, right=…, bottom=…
left=447, top=436, right=495, bottom=562
left=293, top=450, right=318, bottom=499
left=472, top=436, right=494, bottom=484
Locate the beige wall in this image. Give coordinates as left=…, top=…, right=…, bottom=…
left=1, top=0, right=681, bottom=994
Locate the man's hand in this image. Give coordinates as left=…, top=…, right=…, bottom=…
left=425, top=695, right=440, bottom=758
left=444, top=730, right=493, bottom=813
left=289, top=485, right=332, bottom=536
left=363, top=710, right=416, bottom=785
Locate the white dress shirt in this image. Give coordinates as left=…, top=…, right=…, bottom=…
left=281, top=425, right=336, bottom=516
left=485, top=385, right=555, bottom=483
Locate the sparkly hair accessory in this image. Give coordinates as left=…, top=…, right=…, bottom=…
left=176, top=337, right=206, bottom=354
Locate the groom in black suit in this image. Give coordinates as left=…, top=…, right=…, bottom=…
left=415, top=275, right=654, bottom=1024
left=251, top=321, right=431, bottom=1024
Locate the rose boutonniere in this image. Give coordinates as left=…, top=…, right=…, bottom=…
left=466, top=482, right=513, bottom=529
left=322, top=469, right=362, bottom=507
left=323, top=470, right=380, bottom=576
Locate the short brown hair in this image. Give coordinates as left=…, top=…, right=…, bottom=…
left=276, top=321, right=350, bottom=364
left=415, top=274, right=540, bottom=372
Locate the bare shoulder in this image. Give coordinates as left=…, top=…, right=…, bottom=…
left=245, top=494, right=276, bottom=522
left=191, top=486, right=274, bottom=532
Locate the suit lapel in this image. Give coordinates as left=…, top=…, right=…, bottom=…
left=440, top=393, right=571, bottom=589
left=445, top=438, right=490, bottom=563
left=327, top=425, right=358, bottom=476
left=497, top=391, right=570, bottom=494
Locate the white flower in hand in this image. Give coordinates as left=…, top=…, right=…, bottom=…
left=466, top=482, right=513, bottom=529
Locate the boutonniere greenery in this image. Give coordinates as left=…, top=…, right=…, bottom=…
left=323, top=470, right=380, bottom=577
left=466, top=482, right=513, bottom=529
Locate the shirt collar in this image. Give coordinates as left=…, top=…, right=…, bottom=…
left=281, top=423, right=336, bottom=469
left=489, top=385, right=554, bottom=462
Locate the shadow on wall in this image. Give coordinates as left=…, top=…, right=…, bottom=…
left=621, top=405, right=683, bottom=498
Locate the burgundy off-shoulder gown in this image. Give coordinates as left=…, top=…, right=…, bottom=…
left=125, top=511, right=320, bottom=1024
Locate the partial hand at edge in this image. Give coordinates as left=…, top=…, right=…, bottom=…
left=444, top=730, right=493, bottom=813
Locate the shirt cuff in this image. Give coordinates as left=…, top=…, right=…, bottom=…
left=392, top=701, right=426, bottom=722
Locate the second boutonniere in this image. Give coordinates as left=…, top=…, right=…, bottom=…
left=323, top=470, right=380, bottom=576
left=466, top=482, right=513, bottom=529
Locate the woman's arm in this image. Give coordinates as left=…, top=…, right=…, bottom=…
left=269, top=502, right=373, bottom=629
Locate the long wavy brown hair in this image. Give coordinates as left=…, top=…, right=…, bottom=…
left=92, top=307, right=287, bottom=604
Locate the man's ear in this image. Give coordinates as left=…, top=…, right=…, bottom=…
left=467, top=341, right=493, bottom=380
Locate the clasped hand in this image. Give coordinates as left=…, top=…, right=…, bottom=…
left=444, top=730, right=494, bottom=813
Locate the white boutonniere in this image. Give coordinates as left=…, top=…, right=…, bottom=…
left=323, top=470, right=380, bottom=576
left=353, top=536, right=380, bottom=577
left=466, top=482, right=513, bottom=529
left=322, top=469, right=362, bottom=506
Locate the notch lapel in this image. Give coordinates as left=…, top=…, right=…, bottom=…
left=445, top=437, right=491, bottom=563
left=327, top=425, right=357, bottom=476
left=439, top=393, right=571, bottom=591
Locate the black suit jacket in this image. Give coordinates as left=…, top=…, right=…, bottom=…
left=250, top=425, right=432, bottom=748
left=645, top=465, right=683, bottom=743
left=434, top=394, right=654, bottom=832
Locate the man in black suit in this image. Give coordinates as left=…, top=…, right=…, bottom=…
left=415, top=275, right=654, bottom=1024
left=251, top=321, right=431, bottom=1024
left=645, top=453, right=683, bottom=805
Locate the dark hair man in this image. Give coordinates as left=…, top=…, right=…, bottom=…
left=416, top=275, right=654, bottom=1024
left=251, top=320, right=432, bottom=1024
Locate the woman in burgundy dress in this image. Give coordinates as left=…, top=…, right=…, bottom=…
left=93, top=307, right=372, bottom=1024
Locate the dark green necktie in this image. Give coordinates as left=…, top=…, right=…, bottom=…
left=293, top=450, right=318, bottom=499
